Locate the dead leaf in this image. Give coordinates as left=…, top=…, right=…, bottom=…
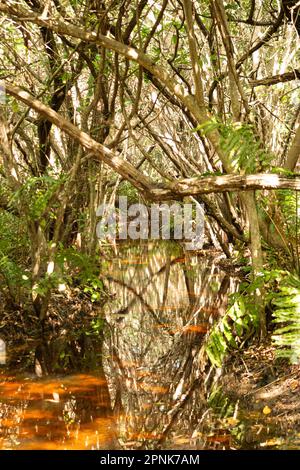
left=290, top=380, right=298, bottom=391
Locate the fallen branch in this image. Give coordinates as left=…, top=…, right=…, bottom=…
left=169, top=173, right=300, bottom=196
left=4, top=82, right=300, bottom=201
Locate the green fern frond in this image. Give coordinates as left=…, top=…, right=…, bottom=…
left=205, top=297, right=256, bottom=368
left=193, top=119, right=273, bottom=173
left=272, top=274, right=300, bottom=364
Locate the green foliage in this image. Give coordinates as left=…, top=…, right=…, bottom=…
left=205, top=269, right=300, bottom=366
left=207, top=385, right=246, bottom=445
left=272, top=274, right=300, bottom=364
left=0, top=210, right=30, bottom=300
left=259, top=187, right=300, bottom=270
left=83, top=277, right=104, bottom=303
left=205, top=269, right=287, bottom=368
left=86, top=316, right=105, bottom=336
left=194, top=119, right=272, bottom=172
left=208, top=385, right=235, bottom=418
left=118, top=181, right=140, bottom=204
left=10, top=175, right=65, bottom=221
left=31, top=271, right=61, bottom=297
left=206, top=297, right=257, bottom=368
left=277, top=190, right=299, bottom=239
left=56, top=247, right=104, bottom=303
left=220, top=123, right=271, bottom=172
left=0, top=211, right=29, bottom=260
left=32, top=246, right=104, bottom=303
left=0, top=251, right=30, bottom=292
left=224, top=2, right=240, bottom=11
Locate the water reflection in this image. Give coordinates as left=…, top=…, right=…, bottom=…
left=0, top=242, right=235, bottom=449
left=0, top=333, right=116, bottom=449
left=0, top=371, right=116, bottom=449
left=103, top=242, right=235, bottom=448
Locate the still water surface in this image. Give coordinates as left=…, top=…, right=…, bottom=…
left=0, top=242, right=236, bottom=449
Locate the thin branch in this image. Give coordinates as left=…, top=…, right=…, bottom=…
left=250, top=69, right=300, bottom=87
left=0, top=0, right=231, bottom=171
left=5, top=82, right=300, bottom=201
left=182, top=0, right=206, bottom=109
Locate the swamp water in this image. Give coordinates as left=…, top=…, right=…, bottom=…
left=0, top=242, right=271, bottom=450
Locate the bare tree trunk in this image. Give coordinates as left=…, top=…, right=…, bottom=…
left=285, top=118, right=300, bottom=171
left=212, top=0, right=266, bottom=337
left=242, top=192, right=267, bottom=339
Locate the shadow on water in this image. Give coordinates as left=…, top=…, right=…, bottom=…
left=0, top=241, right=240, bottom=450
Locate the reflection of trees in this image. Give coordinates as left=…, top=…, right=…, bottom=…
left=103, top=243, right=237, bottom=448
left=1, top=242, right=237, bottom=449
left=0, top=335, right=117, bottom=450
